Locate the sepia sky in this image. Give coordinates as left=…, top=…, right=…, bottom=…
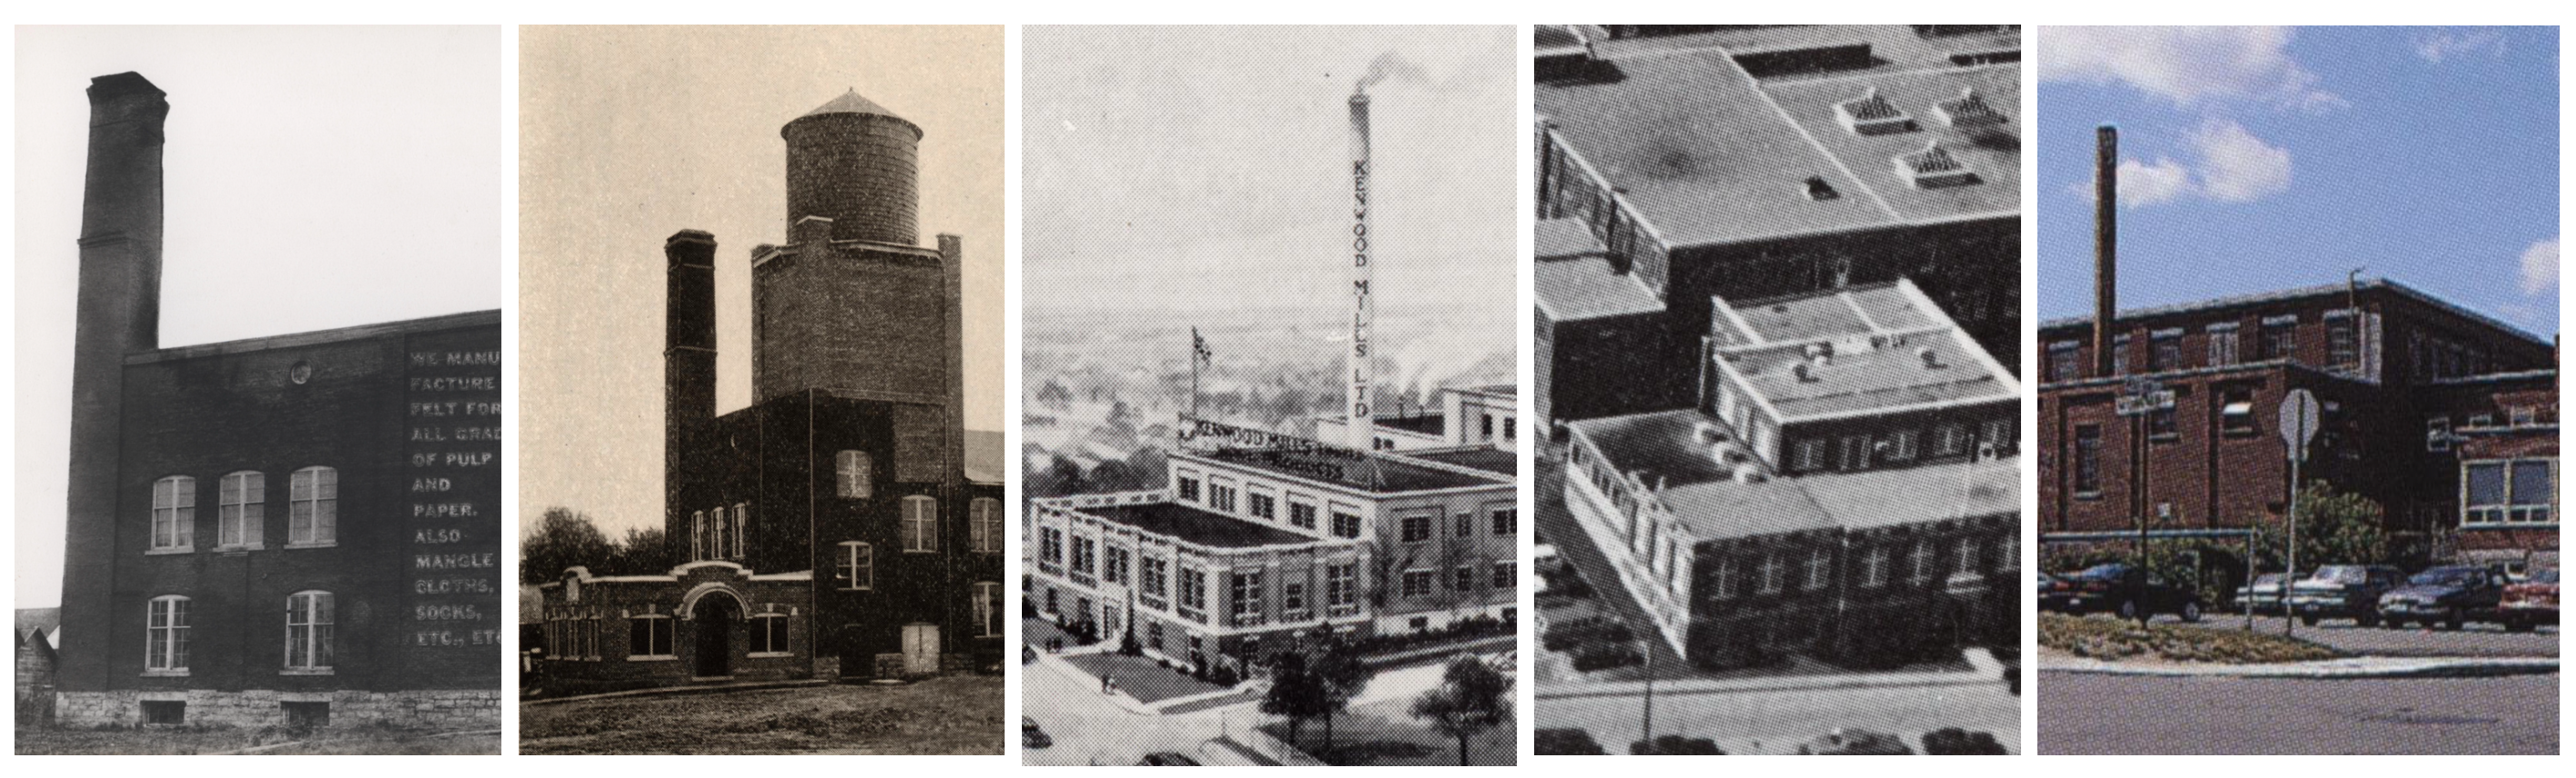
left=1021, top=25, right=1519, bottom=353
left=14, top=26, right=505, bottom=608
left=518, top=26, right=1004, bottom=540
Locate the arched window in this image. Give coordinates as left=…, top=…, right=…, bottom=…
left=289, top=466, right=338, bottom=545
left=835, top=542, right=873, bottom=590
left=285, top=591, right=335, bottom=670
left=691, top=511, right=708, bottom=561
left=218, top=471, right=264, bottom=549
left=902, top=495, right=938, bottom=553
left=733, top=502, right=749, bottom=559
left=151, top=476, right=195, bottom=551
left=836, top=450, right=872, bottom=499
left=145, top=595, right=190, bottom=672
left=970, top=497, right=1001, bottom=554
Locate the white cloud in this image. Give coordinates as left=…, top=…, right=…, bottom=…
left=2190, top=120, right=2294, bottom=202
left=2040, top=25, right=2343, bottom=111
left=2074, top=120, right=2293, bottom=207
left=2520, top=238, right=2560, bottom=296
left=2415, top=29, right=2507, bottom=64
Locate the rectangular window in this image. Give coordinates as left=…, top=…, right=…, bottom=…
left=1072, top=536, right=1095, bottom=575
left=1793, top=438, right=1827, bottom=471
left=1491, top=562, right=1518, bottom=589
left=2148, top=406, right=2178, bottom=439
left=1402, top=570, right=1436, bottom=598
left=152, top=476, right=195, bottom=551
left=1039, top=528, right=1062, bottom=565
left=630, top=614, right=673, bottom=657
left=1838, top=434, right=1871, bottom=471
left=1805, top=548, right=1830, bottom=590
left=1911, top=540, right=1935, bottom=582
left=285, top=592, right=334, bottom=670
left=1176, top=476, right=1202, bottom=503
left=1481, top=414, right=1495, bottom=441
left=1147, top=622, right=1164, bottom=651
left=976, top=582, right=1001, bottom=637
left=1209, top=481, right=1238, bottom=513
left=2206, top=323, right=2241, bottom=366
left=753, top=613, right=789, bottom=653
left=1178, top=565, right=1207, bottom=623
left=2426, top=417, right=2453, bottom=453
left=1863, top=546, right=1889, bottom=587
left=218, top=472, right=263, bottom=549
left=836, top=543, right=873, bottom=590
left=2149, top=329, right=2182, bottom=372
left=1326, top=564, right=1358, bottom=615
left=2074, top=424, right=2104, bottom=495
left=1453, top=514, right=1474, bottom=539
left=1247, top=492, right=1276, bottom=521
left=146, top=597, right=190, bottom=671
left=1934, top=424, right=1969, bottom=457
left=289, top=467, right=337, bottom=546
left=2221, top=388, right=2258, bottom=435
left=1491, top=508, right=1517, bottom=535
left=970, top=498, right=1001, bottom=553
left=2046, top=341, right=2082, bottom=382
left=1954, top=537, right=1980, bottom=574
left=1290, top=502, right=1318, bottom=530
left=1332, top=512, right=1363, bottom=539
left=1282, top=582, right=1306, bottom=613
left=1228, top=572, right=1264, bottom=627
left=1759, top=554, right=1784, bottom=594
left=1143, top=557, right=1169, bottom=600
left=2260, top=316, right=2297, bottom=360
left=1712, top=557, right=1736, bottom=600
left=1504, top=417, right=1517, bottom=441
left=1887, top=430, right=1919, bottom=462
left=2325, top=310, right=2360, bottom=368
left=902, top=496, right=937, bottom=553
left=1980, top=418, right=2015, bottom=456
left=2000, top=534, right=2019, bottom=572
left=1105, top=547, right=1130, bottom=584
left=1401, top=514, right=1432, bottom=544
left=2509, top=462, right=2552, bottom=524
left=2111, top=334, right=2132, bottom=374
left=835, top=450, right=872, bottom=498
left=1453, top=565, right=1476, bottom=592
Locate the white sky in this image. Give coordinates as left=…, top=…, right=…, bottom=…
left=516, top=26, right=1004, bottom=540
left=1022, top=25, right=1519, bottom=339
left=13, top=26, right=505, bottom=608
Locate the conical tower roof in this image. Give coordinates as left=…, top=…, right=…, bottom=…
left=802, top=88, right=902, bottom=120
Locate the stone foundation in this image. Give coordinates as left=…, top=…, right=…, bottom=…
left=56, top=688, right=500, bottom=730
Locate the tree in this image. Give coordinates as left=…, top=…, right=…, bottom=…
left=1534, top=728, right=1607, bottom=755
left=1301, top=630, right=1372, bottom=754
left=1409, top=654, right=1513, bottom=765
left=1630, top=734, right=1724, bottom=755
left=2290, top=480, right=2389, bottom=567
left=1260, top=653, right=1331, bottom=745
left=609, top=525, right=669, bottom=575
left=520, top=507, right=614, bottom=584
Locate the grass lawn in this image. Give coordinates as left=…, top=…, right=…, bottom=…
left=1259, top=704, right=1515, bottom=766
left=15, top=724, right=499, bottom=755
left=1061, top=652, right=1230, bottom=704
left=517, top=675, right=1002, bottom=754
left=2041, top=613, right=2342, bottom=663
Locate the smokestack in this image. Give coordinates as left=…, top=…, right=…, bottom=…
left=1346, top=91, right=1375, bottom=450
left=665, top=229, right=718, bottom=554
left=2093, top=125, right=2118, bottom=378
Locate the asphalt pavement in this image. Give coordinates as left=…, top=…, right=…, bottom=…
left=2196, top=614, right=2558, bottom=657
left=1019, top=654, right=1263, bottom=765
left=2038, top=672, right=2559, bottom=754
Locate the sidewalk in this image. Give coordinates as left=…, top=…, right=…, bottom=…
left=2038, top=653, right=2559, bottom=679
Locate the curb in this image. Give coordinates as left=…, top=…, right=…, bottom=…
left=2038, top=656, right=2559, bottom=679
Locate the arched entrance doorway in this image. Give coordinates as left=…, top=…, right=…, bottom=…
left=693, top=593, right=738, bottom=679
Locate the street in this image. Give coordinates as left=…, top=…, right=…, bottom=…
left=2191, top=614, right=2558, bottom=657
left=2038, top=672, right=2559, bottom=754
left=1019, top=655, right=1262, bottom=765
left=1539, top=681, right=2020, bottom=754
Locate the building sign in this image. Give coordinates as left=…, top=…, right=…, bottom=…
left=1177, top=416, right=1380, bottom=487
left=1346, top=94, right=1375, bottom=450
left=404, top=337, right=503, bottom=660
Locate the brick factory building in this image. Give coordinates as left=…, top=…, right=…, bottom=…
left=1534, top=25, right=2022, bottom=431
left=1029, top=419, right=1515, bottom=672
left=1559, top=280, right=2020, bottom=669
left=2036, top=278, right=2559, bottom=573
left=535, top=90, right=1004, bottom=691
left=51, top=73, right=502, bottom=728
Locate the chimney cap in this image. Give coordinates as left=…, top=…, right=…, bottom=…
left=666, top=229, right=716, bottom=246
left=87, top=72, right=164, bottom=101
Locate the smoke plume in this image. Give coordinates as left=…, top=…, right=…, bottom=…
left=1354, top=51, right=1429, bottom=94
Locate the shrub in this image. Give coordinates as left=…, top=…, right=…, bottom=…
left=1922, top=728, right=2008, bottom=754
left=1631, top=734, right=1725, bottom=754
left=1206, top=663, right=1242, bottom=686
left=1570, top=643, right=1642, bottom=672
left=1534, top=728, right=1607, bottom=755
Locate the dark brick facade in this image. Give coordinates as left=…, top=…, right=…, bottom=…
left=2036, top=280, right=2557, bottom=570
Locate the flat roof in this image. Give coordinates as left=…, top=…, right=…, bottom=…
left=1396, top=447, right=1519, bottom=478
left=1195, top=447, right=1510, bottom=494
left=1082, top=503, right=1318, bottom=549
left=1537, top=254, right=1666, bottom=321
left=2037, top=277, right=2554, bottom=349
left=1536, top=25, right=2019, bottom=248
left=1570, top=409, right=2016, bottom=542
left=1713, top=282, right=2015, bottom=418
left=128, top=309, right=500, bottom=364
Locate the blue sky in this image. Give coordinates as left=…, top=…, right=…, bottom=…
left=2036, top=26, right=2559, bottom=337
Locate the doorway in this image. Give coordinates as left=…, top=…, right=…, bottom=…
left=695, top=594, right=738, bottom=678
left=901, top=623, right=940, bottom=676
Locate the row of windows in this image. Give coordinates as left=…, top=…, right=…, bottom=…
left=1393, top=562, right=1520, bottom=599
left=1174, top=471, right=1372, bottom=539
left=742, top=496, right=1001, bottom=566
left=149, top=468, right=339, bottom=552
left=2464, top=459, right=2556, bottom=525
left=143, top=592, right=335, bottom=673
left=1709, top=535, right=2017, bottom=600
left=2049, top=312, right=2388, bottom=384
left=1788, top=418, right=2012, bottom=474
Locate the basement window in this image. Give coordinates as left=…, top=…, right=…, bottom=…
left=141, top=701, right=185, bottom=725
left=282, top=702, right=330, bottom=729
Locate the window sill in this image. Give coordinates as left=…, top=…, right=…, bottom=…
left=144, top=546, right=194, bottom=555
left=838, top=586, right=873, bottom=592
left=214, top=544, right=264, bottom=554
left=2462, top=522, right=2559, bottom=530
left=904, top=550, right=937, bottom=554
left=283, top=542, right=338, bottom=550
left=142, top=669, right=190, bottom=677
left=2074, top=492, right=2104, bottom=501
left=280, top=668, right=335, bottom=676
left=747, top=652, right=794, bottom=659
left=628, top=654, right=677, bottom=662
left=2147, top=434, right=2182, bottom=443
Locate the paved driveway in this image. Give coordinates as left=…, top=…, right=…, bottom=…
left=2039, top=672, right=2558, bottom=754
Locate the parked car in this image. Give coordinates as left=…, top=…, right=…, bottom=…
left=2036, top=573, right=2059, bottom=609
left=1022, top=716, right=1052, bottom=749
left=1139, top=753, right=1200, bottom=765
left=2044, top=564, right=2204, bottom=622
left=2377, top=564, right=2511, bottom=630
left=1798, top=728, right=1914, bottom=754
left=2499, top=568, right=2559, bottom=633
left=2287, top=564, right=2407, bottom=625
left=2234, top=573, right=2290, bottom=615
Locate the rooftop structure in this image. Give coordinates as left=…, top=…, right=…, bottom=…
left=1709, top=281, right=2016, bottom=421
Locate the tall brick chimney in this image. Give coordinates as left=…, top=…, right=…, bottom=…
left=664, top=229, right=718, bottom=551
left=60, top=72, right=170, bottom=689
left=2093, top=125, right=2118, bottom=378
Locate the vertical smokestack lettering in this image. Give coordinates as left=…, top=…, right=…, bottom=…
left=2093, top=125, right=2118, bottom=378
left=1347, top=91, right=1374, bottom=450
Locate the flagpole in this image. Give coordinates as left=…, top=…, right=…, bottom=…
left=1190, top=327, right=1203, bottom=420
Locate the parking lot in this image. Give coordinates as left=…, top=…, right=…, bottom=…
left=2077, top=613, right=2558, bottom=658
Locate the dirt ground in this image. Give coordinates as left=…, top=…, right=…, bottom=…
left=14, top=725, right=500, bottom=755
left=517, top=675, right=1003, bottom=754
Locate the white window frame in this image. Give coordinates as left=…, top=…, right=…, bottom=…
left=1713, top=556, right=1736, bottom=600
left=750, top=611, right=791, bottom=655
left=733, top=502, right=749, bottom=559
left=218, top=471, right=264, bottom=550
left=709, top=505, right=729, bottom=559
left=1491, top=507, right=1517, bottom=536
left=836, top=542, right=874, bottom=590
left=1911, top=539, right=1935, bottom=582
left=629, top=612, right=676, bottom=660
left=151, top=475, right=195, bottom=553
left=1955, top=536, right=1980, bottom=574
left=1759, top=554, right=1784, bottom=594
left=976, top=582, right=1002, bottom=637
left=692, top=510, right=708, bottom=560
left=145, top=594, right=190, bottom=673
left=1805, top=548, right=1830, bottom=590
left=1402, top=569, right=1436, bottom=598
left=288, top=466, right=337, bottom=547
left=284, top=590, right=335, bottom=673
left=1887, top=430, right=1919, bottom=462
left=902, top=495, right=938, bottom=553
left=1863, top=546, right=1889, bottom=588
left=836, top=450, right=872, bottom=498
left=1491, top=561, right=1518, bottom=589
left=1401, top=514, right=1433, bottom=544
